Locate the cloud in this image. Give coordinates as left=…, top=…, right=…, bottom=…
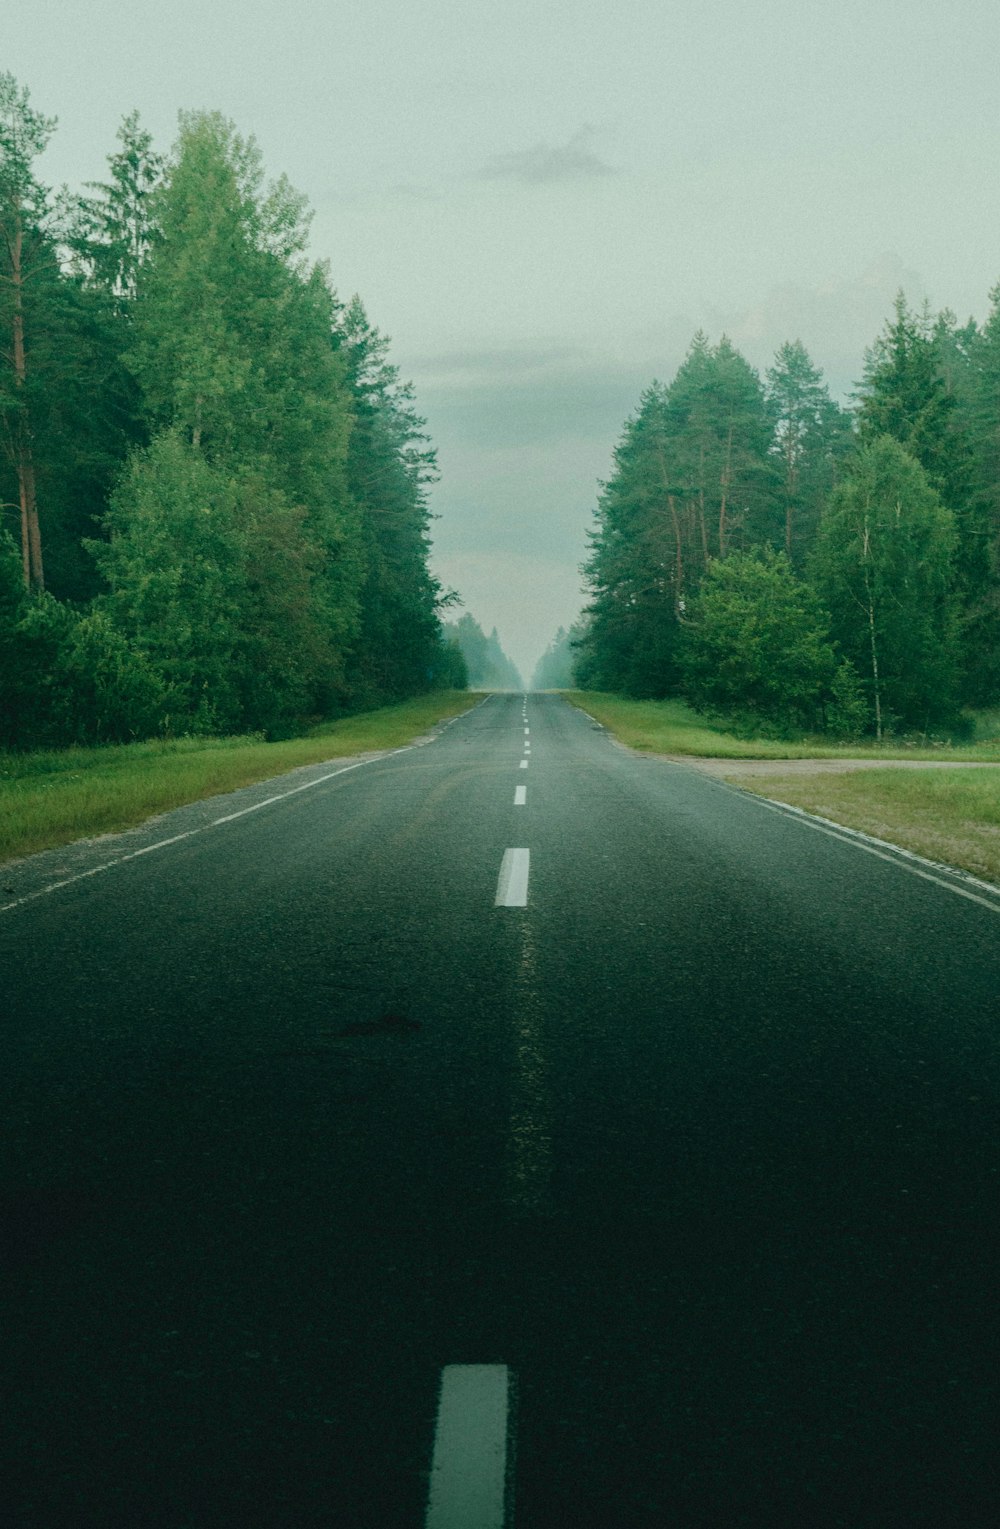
left=478, top=126, right=615, bottom=185
left=388, top=181, right=445, bottom=202
left=431, top=549, right=585, bottom=683
left=705, top=253, right=929, bottom=398
left=410, top=343, right=586, bottom=387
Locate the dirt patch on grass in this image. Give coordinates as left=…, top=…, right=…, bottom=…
left=716, top=766, right=1000, bottom=888
left=665, top=756, right=999, bottom=778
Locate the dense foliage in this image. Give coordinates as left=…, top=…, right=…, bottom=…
left=0, top=77, right=457, bottom=747
left=580, top=300, right=1000, bottom=736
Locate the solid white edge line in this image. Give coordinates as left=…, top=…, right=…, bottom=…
left=514, top=786, right=527, bottom=806
left=0, top=700, right=489, bottom=916
left=749, top=793, right=1000, bottom=917
left=0, top=832, right=199, bottom=914
left=425, top=1365, right=513, bottom=1529
left=495, top=848, right=530, bottom=907
left=211, top=753, right=403, bottom=824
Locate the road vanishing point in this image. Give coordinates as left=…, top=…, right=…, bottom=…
left=3, top=692, right=1000, bottom=1527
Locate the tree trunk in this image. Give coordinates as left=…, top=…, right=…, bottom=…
left=862, top=516, right=882, bottom=742
left=653, top=439, right=685, bottom=610
left=784, top=428, right=798, bottom=559
left=668, top=494, right=684, bottom=608
left=718, top=421, right=733, bottom=557
left=697, top=448, right=709, bottom=564
left=10, top=217, right=43, bottom=591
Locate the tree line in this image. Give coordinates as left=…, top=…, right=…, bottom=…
left=1, top=74, right=458, bottom=749
left=577, top=297, right=1000, bottom=738
left=442, top=613, right=522, bottom=691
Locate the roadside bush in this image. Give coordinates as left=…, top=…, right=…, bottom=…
left=825, top=660, right=870, bottom=740
left=0, top=532, right=168, bottom=748
left=58, top=609, right=169, bottom=743
left=679, top=548, right=837, bottom=729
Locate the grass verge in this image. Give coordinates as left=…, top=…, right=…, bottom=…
left=0, top=691, right=479, bottom=866
left=564, top=691, right=1000, bottom=762
left=731, top=768, right=1000, bottom=887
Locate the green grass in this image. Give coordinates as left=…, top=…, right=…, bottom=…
left=565, top=691, right=1000, bottom=762
left=733, top=768, right=1000, bottom=886
left=0, top=691, right=480, bottom=865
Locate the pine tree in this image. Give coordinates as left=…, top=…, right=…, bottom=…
left=766, top=340, right=851, bottom=566
left=335, top=295, right=446, bottom=701
left=0, top=73, right=57, bottom=590
left=75, top=111, right=164, bottom=306
left=858, top=293, right=992, bottom=700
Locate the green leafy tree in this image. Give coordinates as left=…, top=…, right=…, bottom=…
left=679, top=548, right=838, bottom=729
left=0, top=529, right=163, bottom=747
left=95, top=431, right=340, bottom=736
left=116, top=112, right=366, bottom=720
left=94, top=432, right=249, bottom=732
left=811, top=436, right=960, bottom=738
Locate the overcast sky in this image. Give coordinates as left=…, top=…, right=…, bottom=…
left=8, top=1, right=1000, bottom=679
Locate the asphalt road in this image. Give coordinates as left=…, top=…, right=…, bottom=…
left=3, top=692, right=1000, bottom=1528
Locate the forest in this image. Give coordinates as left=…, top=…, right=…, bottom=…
left=576, top=299, right=1000, bottom=739
left=442, top=614, right=521, bottom=691
left=0, top=74, right=461, bottom=750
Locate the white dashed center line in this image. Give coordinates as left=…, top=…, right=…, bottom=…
left=425, top=1365, right=514, bottom=1529
left=519, top=759, right=528, bottom=769
left=514, top=785, right=526, bottom=806
left=495, top=849, right=530, bottom=907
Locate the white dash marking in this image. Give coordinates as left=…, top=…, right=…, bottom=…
left=425, top=1365, right=512, bottom=1529
left=524, top=727, right=529, bottom=735
left=495, top=849, right=530, bottom=907
left=519, top=760, right=528, bottom=770
left=514, top=785, right=527, bottom=806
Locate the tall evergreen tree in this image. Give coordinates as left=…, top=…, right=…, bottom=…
left=75, top=111, right=165, bottom=306
left=766, top=340, right=851, bottom=566
left=959, top=288, right=1000, bottom=701
left=666, top=334, right=777, bottom=559
left=858, top=293, right=992, bottom=699
left=580, top=384, right=684, bottom=696
left=0, top=72, right=57, bottom=590
left=335, top=295, right=447, bottom=701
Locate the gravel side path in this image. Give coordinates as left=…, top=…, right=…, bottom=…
left=657, top=755, right=1000, bottom=777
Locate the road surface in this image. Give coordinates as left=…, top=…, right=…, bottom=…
left=3, top=692, right=1000, bottom=1527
